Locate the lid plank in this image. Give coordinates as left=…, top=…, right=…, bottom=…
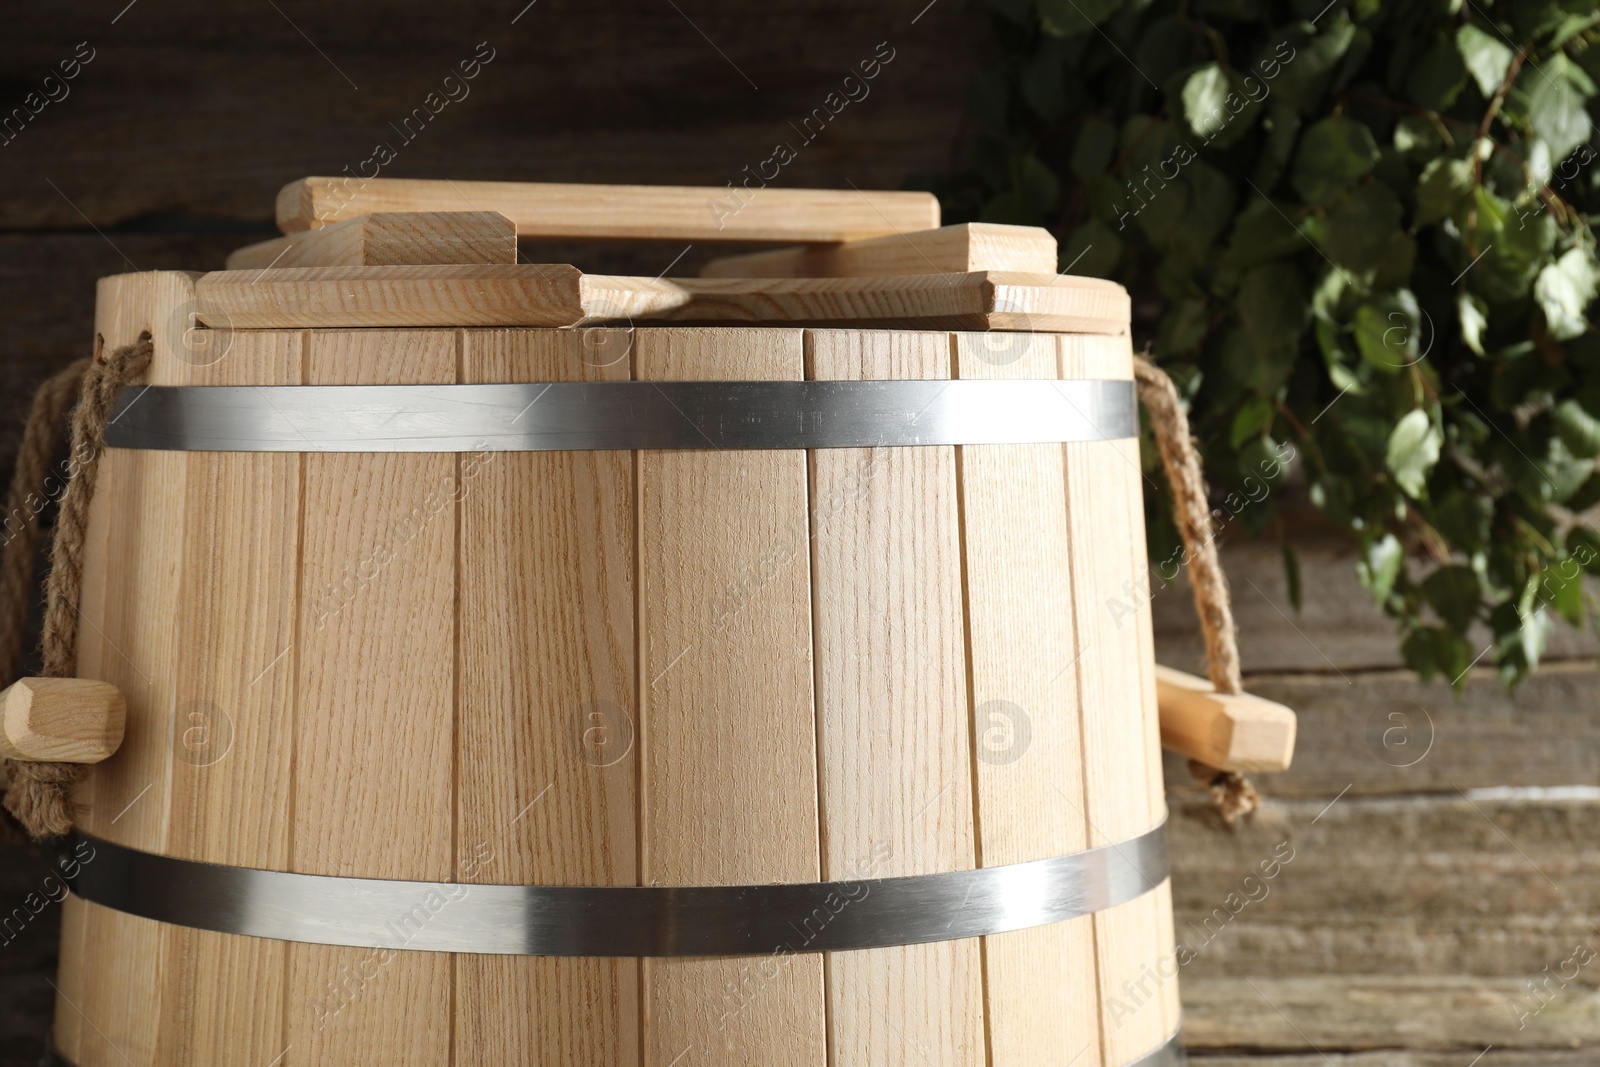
left=277, top=177, right=939, bottom=244
left=226, top=211, right=518, bottom=270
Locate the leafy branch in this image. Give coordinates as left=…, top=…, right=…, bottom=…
left=921, top=0, right=1600, bottom=687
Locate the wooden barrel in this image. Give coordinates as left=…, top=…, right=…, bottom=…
left=53, top=253, right=1180, bottom=1065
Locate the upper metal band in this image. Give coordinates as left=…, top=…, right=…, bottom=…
left=102, top=379, right=1136, bottom=452
left=66, top=820, right=1167, bottom=957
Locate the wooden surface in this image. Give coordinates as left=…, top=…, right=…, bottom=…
left=192, top=265, right=1132, bottom=333
left=1153, top=665, right=1296, bottom=773
left=277, top=177, right=940, bottom=242
left=953, top=329, right=1104, bottom=1067
left=225, top=211, right=518, bottom=270
left=456, top=327, right=639, bottom=1066
left=805, top=328, right=982, bottom=1065
left=699, top=222, right=1057, bottom=278
left=635, top=327, right=828, bottom=1065
left=0, top=678, right=124, bottom=764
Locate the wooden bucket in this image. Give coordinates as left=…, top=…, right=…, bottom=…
left=51, top=181, right=1186, bottom=1067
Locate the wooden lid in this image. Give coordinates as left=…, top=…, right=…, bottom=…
left=212, top=179, right=1129, bottom=334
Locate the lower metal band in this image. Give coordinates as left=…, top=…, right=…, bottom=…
left=1129, top=1030, right=1187, bottom=1067
left=102, top=379, right=1136, bottom=452
left=66, top=820, right=1167, bottom=957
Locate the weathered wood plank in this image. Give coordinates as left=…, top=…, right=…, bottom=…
left=1168, top=795, right=1600, bottom=979
left=1182, top=976, right=1600, bottom=1052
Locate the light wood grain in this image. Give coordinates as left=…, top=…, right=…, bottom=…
left=1155, top=665, right=1296, bottom=773
left=147, top=328, right=302, bottom=1064
left=699, top=223, right=1057, bottom=278
left=276, top=177, right=940, bottom=242
left=635, top=327, right=827, bottom=1067
left=195, top=264, right=585, bottom=329
left=226, top=211, right=518, bottom=270
left=0, top=678, right=124, bottom=763
left=282, top=328, right=457, bottom=1065
left=71, top=271, right=196, bottom=1067
left=456, top=327, right=639, bottom=1067
left=805, top=328, right=983, bottom=1067
left=192, top=265, right=1130, bottom=334
left=952, top=329, right=1102, bottom=1067
left=1056, top=332, right=1180, bottom=1062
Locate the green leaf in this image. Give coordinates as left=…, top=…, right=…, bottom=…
left=1292, top=117, right=1380, bottom=204
left=1238, top=262, right=1309, bottom=371
left=1465, top=187, right=1557, bottom=303
left=1401, top=626, right=1475, bottom=686
left=1059, top=218, right=1123, bottom=278
left=1539, top=556, right=1586, bottom=626
left=1253, top=99, right=1301, bottom=191
left=1038, top=0, right=1121, bottom=37
left=1355, top=290, right=1422, bottom=372
left=1456, top=24, right=1515, bottom=98
left=1071, top=118, right=1118, bottom=182
left=1553, top=397, right=1600, bottom=458
left=1569, top=525, right=1600, bottom=575
left=1182, top=64, right=1232, bottom=140
left=1221, top=197, right=1308, bottom=269
left=1522, top=54, right=1596, bottom=163
left=1386, top=408, right=1441, bottom=497
left=1230, top=394, right=1275, bottom=447
left=1158, top=297, right=1211, bottom=355
left=1358, top=532, right=1405, bottom=605
left=1405, top=37, right=1467, bottom=111
left=1458, top=292, right=1489, bottom=355
left=1422, top=564, right=1482, bottom=628
left=1414, top=156, right=1474, bottom=228
left=979, top=153, right=1061, bottom=225
left=1282, top=542, right=1303, bottom=611
left=1273, top=19, right=1357, bottom=114
left=1311, top=182, right=1405, bottom=272
left=1533, top=247, right=1600, bottom=341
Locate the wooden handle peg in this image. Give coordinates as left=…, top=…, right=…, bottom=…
left=0, top=677, right=126, bottom=764
left=1155, top=664, right=1296, bottom=774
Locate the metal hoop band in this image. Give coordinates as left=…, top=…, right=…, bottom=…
left=102, top=379, right=1135, bottom=453
left=65, top=820, right=1167, bottom=957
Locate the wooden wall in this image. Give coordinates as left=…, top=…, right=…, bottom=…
left=0, top=0, right=985, bottom=478
left=1160, top=530, right=1600, bottom=1066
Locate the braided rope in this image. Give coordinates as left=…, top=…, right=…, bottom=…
left=2, top=335, right=152, bottom=837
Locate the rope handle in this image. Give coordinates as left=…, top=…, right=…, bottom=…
left=2, top=335, right=151, bottom=837
left=0, top=341, right=1254, bottom=838
left=1132, top=355, right=1258, bottom=822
